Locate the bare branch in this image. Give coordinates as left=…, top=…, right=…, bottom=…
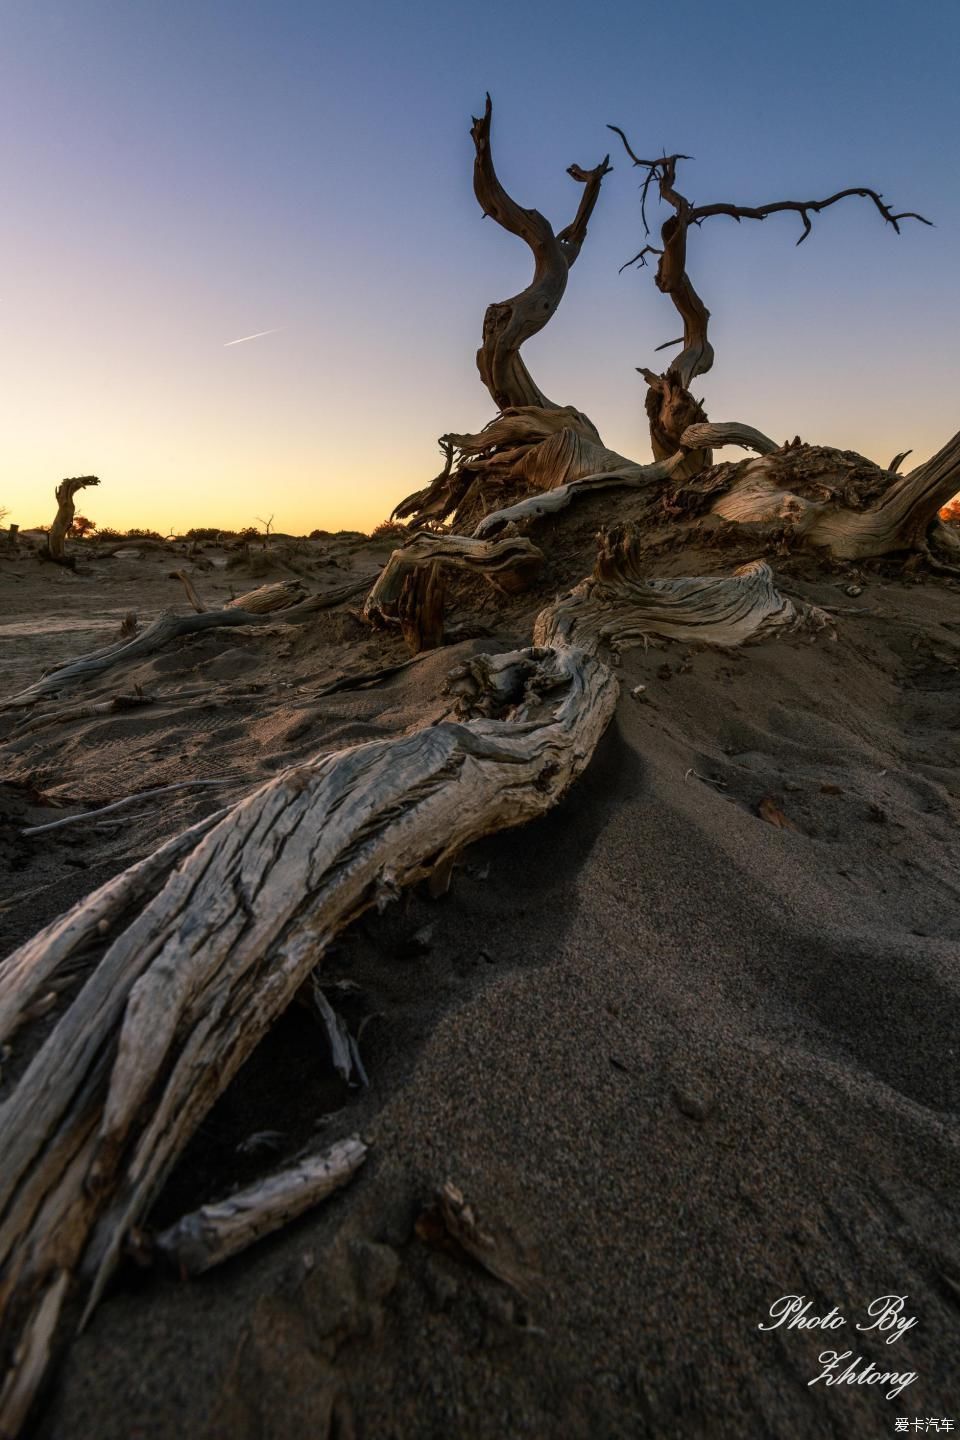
left=689, top=187, right=933, bottom=244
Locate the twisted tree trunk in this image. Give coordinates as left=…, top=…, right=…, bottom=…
left=45, top=477, right=99, bottom=566
left=472, top=94, right=610, bottom=412
left=607, top=129, right=931, bottom=481
left=392, top=97, right=611, bottom=529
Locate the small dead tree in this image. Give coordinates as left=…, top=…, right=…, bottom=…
left=45, top=477, right=100, bottom=566
left=607, top=129, right=933, bottom=471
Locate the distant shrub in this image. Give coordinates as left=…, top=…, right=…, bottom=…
left=123, top=527, right=163, bottom=540
left=308, top=528, right=331, bottom=540
left=69, top=515, right=95, bottom=538
left=94, top=527, right=123, bottom=541
left=186, top=527, right=238, bottom=541
left=371, top=519, right=408, bottom=540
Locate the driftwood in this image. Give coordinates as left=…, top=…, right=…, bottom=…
left=535, top=526, right=832, bottom=651
left=150, top=1137, right=368, bottom=1276
left=169, top=575, right=307, bottom=615
left=20, top=779, right=246, bottom=837
left=0, top=634, right=618, bottom=1436
left=2, top=577, right=380, bottom=710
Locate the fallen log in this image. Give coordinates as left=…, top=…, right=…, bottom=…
left=2, top=576, right=380, bottom=710
left=0, top=636, right=617, bottom=1437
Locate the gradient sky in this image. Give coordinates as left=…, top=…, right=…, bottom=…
left=2, top=0, right=958, bottom=535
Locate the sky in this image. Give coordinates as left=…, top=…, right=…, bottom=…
left=1, top=0, right=958, bottom=536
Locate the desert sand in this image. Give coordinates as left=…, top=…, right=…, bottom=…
left=1, top=499, right=959, bottom=1439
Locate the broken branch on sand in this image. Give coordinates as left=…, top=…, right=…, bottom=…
left=147, top=1137, right=368, bottom=1276
left=3, top=575, right=381, bottom=710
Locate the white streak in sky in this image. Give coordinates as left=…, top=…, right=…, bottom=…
left=223, top=327, right=282, bottom=347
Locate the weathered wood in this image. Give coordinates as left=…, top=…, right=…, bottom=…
left=473, top=452, right=684, bottom=537
left=709, top=429, right=960, bottom=559
left=398, top=561, right=446, bottom=653
left=534, top=525, right=831, bottom=651
left=363, top=532, right=544, bottom=639
left=151, top=1137, right=367, bottom=1275
left=169, top=569, right=206, bottom=612
left=0, top=638, right=618, bottom=1436
left=678, top=421, right=779, bottom=456
left=20, top=779, right=246, bottom=837
left=3, top=578, right=381, bottom=710
left=228, top=581, right=307, bottom=613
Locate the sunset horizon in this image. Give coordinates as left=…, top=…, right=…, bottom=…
left=3, top=1, right=958, bottom=537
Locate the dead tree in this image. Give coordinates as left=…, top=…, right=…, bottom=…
left=392, top=107, right=957, bottom=560
left=607, top=130, right=933, bottom=474
left=45, top=477, right=100, bottom=566
left=393, top=96, right=611, bottom=526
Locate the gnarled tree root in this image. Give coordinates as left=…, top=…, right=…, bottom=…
left=363, top=531, right=544, bottom=650
left=535, top=525, right=832, bottom=650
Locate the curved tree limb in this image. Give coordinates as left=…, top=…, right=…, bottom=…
left=473, top=451, right=686, bottom=537
left=473, top=94, right=611, bottom=411
left=678, top=421, right=779, bottom=456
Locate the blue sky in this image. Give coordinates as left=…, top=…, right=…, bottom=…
left=1, top=0, right=957, bottom=531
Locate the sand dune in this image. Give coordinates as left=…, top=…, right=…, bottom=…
left=2, top=513, right=959, bottom=1437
